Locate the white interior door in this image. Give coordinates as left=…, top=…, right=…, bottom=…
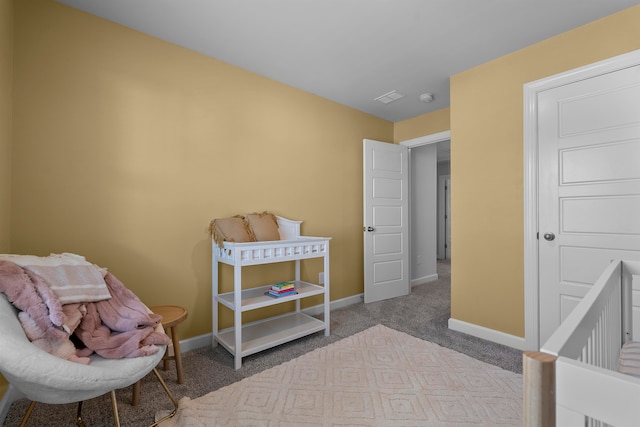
left=538, top=64, right=640, bottom=345
left=363, top=139, right=409, bottom=303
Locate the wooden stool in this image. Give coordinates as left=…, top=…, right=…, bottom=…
left=132, top=305, right=188, bottom=406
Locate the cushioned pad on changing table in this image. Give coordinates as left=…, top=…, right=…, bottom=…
left=618, top=341, right=640, bottom=377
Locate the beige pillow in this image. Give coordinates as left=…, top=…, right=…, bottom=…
left=246, top=212, right=280, bottom=241
left=210, top=216, right=255, bottom=248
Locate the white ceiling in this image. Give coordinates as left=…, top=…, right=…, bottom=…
left=56, top=0, right=640, bottom=122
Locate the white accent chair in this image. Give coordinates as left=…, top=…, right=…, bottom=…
left=0, top=293, right=178, bottom=426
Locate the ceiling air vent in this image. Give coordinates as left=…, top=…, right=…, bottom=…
left=374, top=90, right=405, bottom=104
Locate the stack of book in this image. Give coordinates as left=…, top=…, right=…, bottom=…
left=268, top=281, right=297, bottom=297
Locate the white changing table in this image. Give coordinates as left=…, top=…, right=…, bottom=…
left=211, top=216, right=331, bottom=369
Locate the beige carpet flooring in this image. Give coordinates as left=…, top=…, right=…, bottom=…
left=157, top=324, right=522, bottom=426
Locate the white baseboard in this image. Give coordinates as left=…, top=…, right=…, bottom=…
left=180, top=293, right=364, bottom=354
left=448, top=318, right=526, bottom=350
left=0, top=385, right=24, bottom=425
left=303, top=293, right=363, bottom=317
left=180, top=332, right=213, bottom=353
left=411, top=274, right=438, bottom=288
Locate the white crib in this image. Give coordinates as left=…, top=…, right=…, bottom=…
left=523, top=260, right=640, bottom=426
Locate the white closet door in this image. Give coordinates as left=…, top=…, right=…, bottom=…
left=538, top=64, right=640, bottom=345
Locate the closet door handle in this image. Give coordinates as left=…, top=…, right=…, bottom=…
left=366, top=226, right=375, bottom=232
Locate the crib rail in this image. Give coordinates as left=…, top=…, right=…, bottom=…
left=213, top=237, right=330, bottom=266
left=542, top=260, right=627, bottom=366
left=524, top=259, right=640, bottom=427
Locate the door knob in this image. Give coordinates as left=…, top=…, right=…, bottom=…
left=543, top=232, right=555, bottom=241
left=367, top=226, right=375, bottom=232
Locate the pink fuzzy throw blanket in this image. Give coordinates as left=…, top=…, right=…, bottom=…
left=0, top=261, right=68, bottom=338
left=0, top=260, right=170, bottom=362
left=74, top=272, right=170, bottom=359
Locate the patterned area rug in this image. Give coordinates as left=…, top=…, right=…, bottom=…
left=157, top=325, right=522, bottom=426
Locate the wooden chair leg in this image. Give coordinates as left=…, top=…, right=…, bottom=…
left=148, top=367, right=179, bottom=427
left=132, top=380, right=141, bottom=406
left=171, top=325, right=184, bottom=384
left=163, top=342, right=170, bottom=371
left=17, top=379, right=172, bottom=427
left=18, top=401, right=37, bottom=427
left=109, top=390, right=121, bottom=427
left=76, top=400, right=86, bottom=427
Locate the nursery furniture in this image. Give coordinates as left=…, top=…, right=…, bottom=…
left=0, top=293, right=178, bottom=427
left=132, top=305, right=188, bottom=406
left=212, top=216, right=331, bottom=369
left=152, top=305, right=188, bottom=383
left=523, top=259, right=640, bottom=426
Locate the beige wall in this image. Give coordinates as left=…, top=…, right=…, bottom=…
left=11, top=0, right=393, bottom=339
left=4, top=0, right=640, bottom=403
left=393, top=107, right=450, bottom=143
left=449, top=5, right=640, bottom=337
left=0, top=0, right=13, bottom=397
left=0, top=0, right=12, bottom=253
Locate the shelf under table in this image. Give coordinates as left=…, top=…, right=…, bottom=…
left=214, top=312, right=326, bottom=358
left=216, top=280, right=325, bottom=312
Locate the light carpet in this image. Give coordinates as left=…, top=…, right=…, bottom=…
left=157, top=325, right=522, bottom=426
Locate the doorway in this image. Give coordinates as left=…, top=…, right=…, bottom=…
left=401, top=131, right=451, bottom=286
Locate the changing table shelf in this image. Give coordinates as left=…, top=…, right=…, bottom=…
left=216, top=280, right=325, bottom=312
left=215, top=312, right=326, bottom=358
left=212, top=216, right=331, bottom=369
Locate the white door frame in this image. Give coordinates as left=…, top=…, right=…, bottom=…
left=523, top=48, right=640, bottom=351
left=401, top=130, right=451, bottom=149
